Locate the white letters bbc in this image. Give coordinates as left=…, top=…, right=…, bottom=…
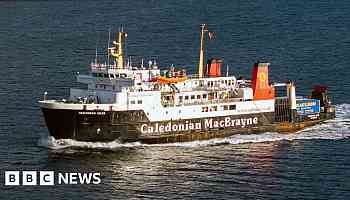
left=22, top=171, right=37, bottom=185
left=39, top=171, right=54, bottom=186
left=5, top=171, right=20, bottom=186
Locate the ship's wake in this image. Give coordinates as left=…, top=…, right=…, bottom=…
left=38, top=104, right=350, bottom=150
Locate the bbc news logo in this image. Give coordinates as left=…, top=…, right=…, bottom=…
left=5, top=171, right=101, bottom=186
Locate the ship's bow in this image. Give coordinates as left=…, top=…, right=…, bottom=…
left=39, top=100, right=77, bottom=140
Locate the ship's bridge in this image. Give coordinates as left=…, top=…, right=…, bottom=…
left=90, top=62, right=161, bottom=82
left=175, top=76, right=237, bottom=92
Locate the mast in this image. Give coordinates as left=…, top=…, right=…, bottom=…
left=110, top=28, right=127, bottom=69
left=117, top=30, right=126, bottom=69
left=198, top=24, right=208, bottom=78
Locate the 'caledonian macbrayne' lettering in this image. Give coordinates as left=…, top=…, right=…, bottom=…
left=140, top=117, right=259, bottom=134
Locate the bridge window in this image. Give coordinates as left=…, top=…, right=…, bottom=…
left=130, top=100, right=135, bottom=104
left=137, top=100, right=142, bottom=104
left=191, top=95, right=195, bottom=100
left=229, top=105, right=236, bottom=110
left=223, top=105, right=229, bottom=110
left=202, top=94, right=207, bottom=99
left=202, top=107, right=208, bottom=112
left=197, top=95, right=201, bottom=99
left=185, top=96, right=189, bottom=100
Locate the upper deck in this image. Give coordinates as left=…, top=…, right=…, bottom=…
left=53, top=26, right=277, bottom=110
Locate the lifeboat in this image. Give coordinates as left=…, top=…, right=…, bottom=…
left=156, top=76, right=187, bottom=84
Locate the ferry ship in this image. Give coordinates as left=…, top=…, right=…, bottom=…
left=39, top=24, right=335, bottom=144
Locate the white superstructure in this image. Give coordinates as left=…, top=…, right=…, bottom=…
left=40, top=26, right=275, bottom=123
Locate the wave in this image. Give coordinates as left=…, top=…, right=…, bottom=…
left=37, top=136, right=143, bottom=150
left=38, top=104, right=350, bottom=150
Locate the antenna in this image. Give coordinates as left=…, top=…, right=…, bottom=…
left=124, top=26, right=128, bottom=66
left=226, top=64, right=229, bottom=77
left=95, top=33, right=99, bottom=64
left=126, top=56, right=129, bottom=68
left=95, top=44, right=98, bottom=64
left=107, top=27, right=111, bottom=67
left=129, top=56, right=132, bottom=68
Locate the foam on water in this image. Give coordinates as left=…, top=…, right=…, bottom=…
left=38, top=136, right=143, bottom=150
left=39, top=104, right=350, bottom=150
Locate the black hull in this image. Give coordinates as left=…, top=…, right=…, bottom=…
left=42, top=108, right=272, bottom=142
left=41, top=107, right=335, bottom=144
